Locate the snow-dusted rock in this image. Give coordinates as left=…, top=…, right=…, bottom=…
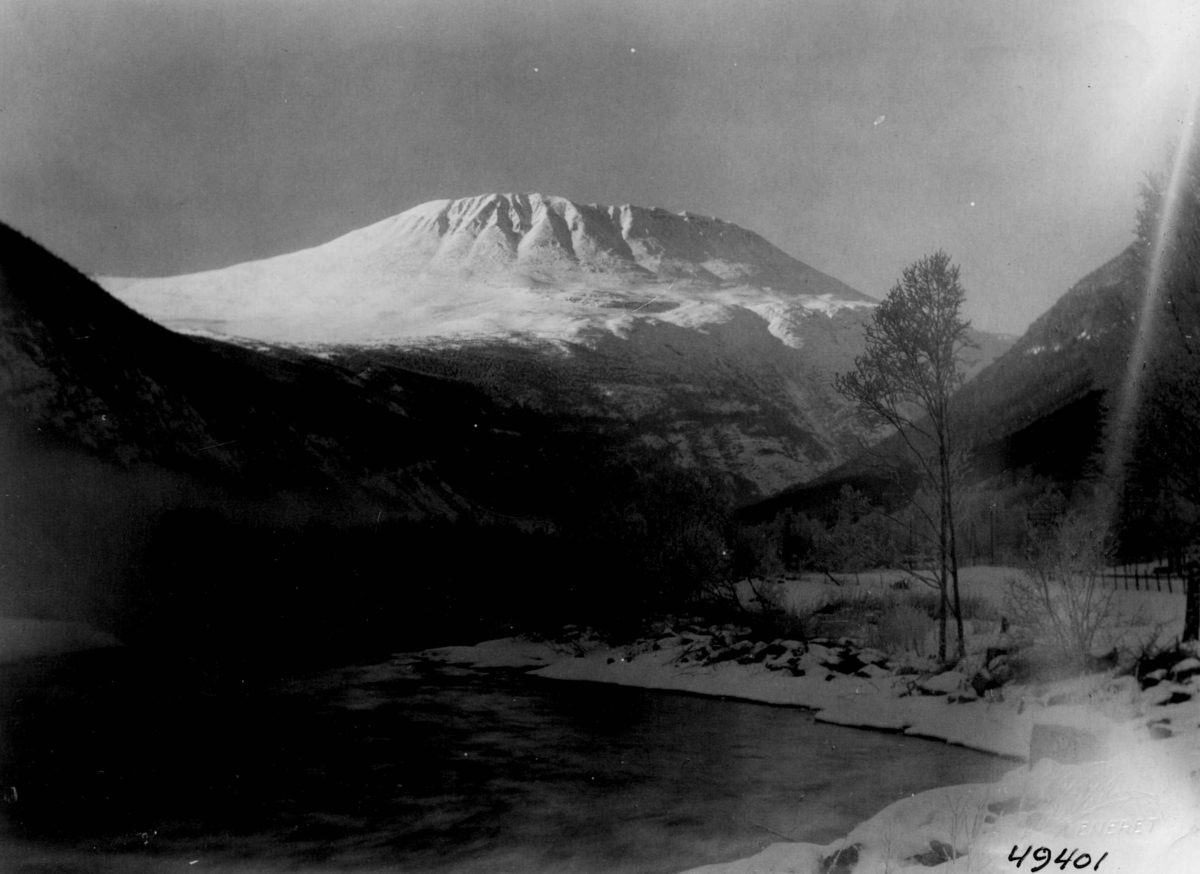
left=1146, top=683, right=1194, bottom=707
left=420, top=637, right=556, bottom=668
left=854, top=647, right=887, bottom=664
left=918, top=671, right=970, bottom=695
left=806, top=643, right=837, bottom=663
left=1171, top=657, right=1200, bottom=677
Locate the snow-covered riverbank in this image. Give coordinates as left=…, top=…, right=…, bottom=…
left=419, top=569, right=1200, bottom=874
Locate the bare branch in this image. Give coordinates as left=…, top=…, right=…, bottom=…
left=833, top=250, right=972, bottom=664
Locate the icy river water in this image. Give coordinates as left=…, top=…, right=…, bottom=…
left=0, top=648, right=1011, bottom=873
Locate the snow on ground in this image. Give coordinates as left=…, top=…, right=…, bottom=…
left=682, top=726, right=1200, bottom=874
left=416, top=566, right=1200, bottom=874
left=0, top=617, right=121, bottom=663
left=421, top=636, right=561, bottom=669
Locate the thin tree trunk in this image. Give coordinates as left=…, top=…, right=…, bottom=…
left=950, top=512, right=965, bottom=662
left=1186, top=564, right=1200, bottom=643
left=938, top=489, right=949, bottom=665
left=945, top=450, right=965, bottom=662
left=937, top=571, right=947, bottom=663
left=937, top=436, right=951, bottom=666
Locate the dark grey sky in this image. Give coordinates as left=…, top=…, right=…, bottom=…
left=2, top=0, right=1197, bottom=333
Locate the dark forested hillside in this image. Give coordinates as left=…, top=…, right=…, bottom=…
left=0, top=222, right=744, bottom=659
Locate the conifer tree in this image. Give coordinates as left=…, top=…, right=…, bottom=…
left=1128, top=136, right=1200, bottom=640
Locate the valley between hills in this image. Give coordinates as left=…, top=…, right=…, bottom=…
left=6, top=5, right=1200, bottom=873
left=1, top=187, right=1195, bottom=874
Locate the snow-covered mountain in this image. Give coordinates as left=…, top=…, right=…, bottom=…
left=101, top=193, right=1009, bottom=498
left=100, top=193, right=876, bottom=346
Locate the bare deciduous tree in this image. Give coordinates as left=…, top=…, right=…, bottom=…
left=835, top=250, right=975, bottom=663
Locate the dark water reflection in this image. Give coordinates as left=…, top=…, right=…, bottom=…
left=0, top=649, right=1011, bottom=873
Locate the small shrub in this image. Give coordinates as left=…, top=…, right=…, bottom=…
left=815, top=588, right=881, bottom=619
left=902, top=589, right=938, bottom=619
left=730, top=520, right=786, bottom=579
left=900, top=589, right=998, bottom=622
left=867, top=603, right=932, bottom=657
left=1005, top=511, right=1115, bottom=665
left=746, top=581, right=815, bottom=641
left=959, top=594, right=1001, bottom=622
left=809, top=589, right=887, bottom=638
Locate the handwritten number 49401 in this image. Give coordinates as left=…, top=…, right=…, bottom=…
left=1009, top=846, right=1108, bottom=871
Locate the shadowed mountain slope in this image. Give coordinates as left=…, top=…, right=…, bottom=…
left=4, top=222, right=646, bottom=654
left=0, top=222, right=478, bottom=518
left=740, top=246, right=1139, bottom=522
left=9, top=218, right=789, bottom=659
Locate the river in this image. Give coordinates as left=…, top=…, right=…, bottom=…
left=0, top=647, right=1011, bottom=873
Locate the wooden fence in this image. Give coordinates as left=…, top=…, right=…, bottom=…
left=1101, top=559, right=1189, bottom=594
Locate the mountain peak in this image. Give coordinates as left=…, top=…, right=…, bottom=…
left=100, top=193, right=874, bottom=346
left=373, top=192, right=851, bottom=288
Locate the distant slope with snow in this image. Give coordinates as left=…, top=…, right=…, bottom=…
left=100, top=194, right=1009, bottom=497
left=99, top=193, right=876, bottom=346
